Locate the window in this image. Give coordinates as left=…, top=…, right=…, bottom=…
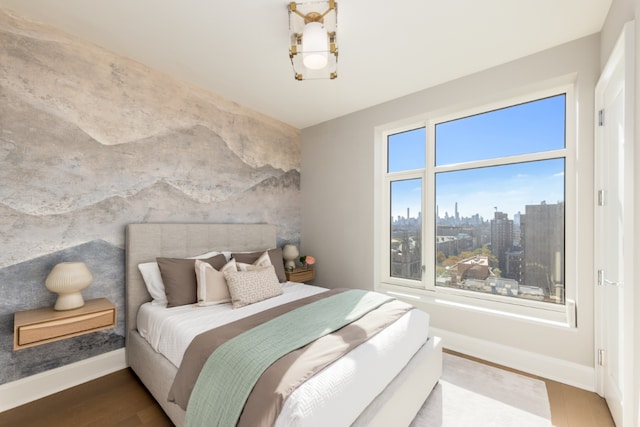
left=388, top=128, right=425, bottom=282
left=381, top=89, right=572, bottom=313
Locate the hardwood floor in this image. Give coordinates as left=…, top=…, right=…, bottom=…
left=0, top=369, right=172, bottom=427
left=0, top=352, right=615, bottom=427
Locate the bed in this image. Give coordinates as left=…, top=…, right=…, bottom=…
left=125, top=223, right=442, bottom=426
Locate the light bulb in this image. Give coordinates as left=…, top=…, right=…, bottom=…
left=302, top=22, right=328, bottom=70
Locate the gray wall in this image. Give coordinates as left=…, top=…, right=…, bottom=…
left=301, top=34, right=600, bottom=368
left=0, top=9, right=301, bottom=385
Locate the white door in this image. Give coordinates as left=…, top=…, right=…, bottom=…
left=594, top=21, right=635, bottom=427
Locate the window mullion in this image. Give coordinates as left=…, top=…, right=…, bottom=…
left=434, top=149, right=567, bottom=174
left=424, top=120, right=437, bottom=290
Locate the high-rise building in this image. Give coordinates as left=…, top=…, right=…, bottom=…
left=505, top=249, right=524, bottom=283
left=490, top=211, right=513, bottom=273
left=520, top=202, right=564, bottom=300
left=513, top=211, right=522, bottom=246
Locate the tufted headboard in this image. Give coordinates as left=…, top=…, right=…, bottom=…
left=124, top=223, right=276, bottom=350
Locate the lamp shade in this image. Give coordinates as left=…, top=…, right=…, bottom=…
left=282, top=244, right=299, bottom=271
left=302, top=22, right=328, bottom=69
left=45, top=262, right=93, bottom=310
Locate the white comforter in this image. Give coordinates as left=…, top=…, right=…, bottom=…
left=138, top=283, right=429, bottom=426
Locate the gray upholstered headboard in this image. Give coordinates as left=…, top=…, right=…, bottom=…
left=125, top=223, right=276, bottom=348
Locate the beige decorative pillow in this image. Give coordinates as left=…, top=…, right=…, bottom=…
left=224, top=265, right=283, bottom=308
left=236, top=250, right=272, bottom=272
left=194, top=259, right=237, bottom=306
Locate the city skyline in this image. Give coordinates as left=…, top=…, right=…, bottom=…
left=391, top=197, right=565, bottom=304
left=435, top=158, right=565, bottom=221
left=392, top=197, right=564, bottom=225
left=392, top=164, right=565, bottom=224
left=390, top=157, right=565, bottom=222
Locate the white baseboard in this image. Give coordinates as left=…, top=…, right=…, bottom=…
left=431, top=327, right=595, bottom=392
left=0, top=348, right=127, bottom=413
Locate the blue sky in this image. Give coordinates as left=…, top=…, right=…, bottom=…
left=435, top=159, right=565, bottom=220
left=389, top=95, right=566, bottom=221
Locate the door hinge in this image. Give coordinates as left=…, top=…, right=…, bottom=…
left=598, top=109, right=605, bottom=126
left=598, top=349, right=605, bottom=366
left=597, top=189, right=605, bottom=206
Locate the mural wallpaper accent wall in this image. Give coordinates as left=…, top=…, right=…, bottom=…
left=0, top=9, right=301, bottom=385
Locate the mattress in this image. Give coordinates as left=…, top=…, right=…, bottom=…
left=137, top=282, right=430, bottom=426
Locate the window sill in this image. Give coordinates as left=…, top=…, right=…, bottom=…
left=377, top=282, right=576, bottom=329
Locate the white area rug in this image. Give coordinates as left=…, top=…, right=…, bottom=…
left=411, top=353, right=552, bottom=427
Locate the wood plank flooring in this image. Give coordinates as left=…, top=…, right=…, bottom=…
left=0, top=351, right=615, bottom=427
left=0, top=369, right=172, bottom=427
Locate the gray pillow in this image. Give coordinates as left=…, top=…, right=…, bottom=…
left=232, top=248, right=287, bottom=283
left=157, top=254, right=227, bottom=307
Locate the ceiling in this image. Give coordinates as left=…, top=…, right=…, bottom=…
left=0, top=0, right=612, bottom=129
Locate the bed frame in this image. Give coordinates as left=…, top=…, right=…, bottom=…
left=125, top=223, right=442, bottom=426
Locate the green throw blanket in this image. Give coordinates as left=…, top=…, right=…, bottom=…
left=185, top=289, right=394, bottom=427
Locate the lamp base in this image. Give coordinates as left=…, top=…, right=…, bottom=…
left=54, top=292, right=85, bottom=311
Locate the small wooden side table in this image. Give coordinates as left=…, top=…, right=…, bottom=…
left=285, top=268, right=315, bottom=283
left=14, top=298, right=116, bottom=350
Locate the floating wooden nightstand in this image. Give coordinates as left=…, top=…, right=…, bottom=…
left=285, top=268, right=315, bottom=283
left=14, top=298, right=116, bottom=350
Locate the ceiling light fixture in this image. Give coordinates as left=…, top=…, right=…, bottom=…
left=289, top=1, right=338, bottom=81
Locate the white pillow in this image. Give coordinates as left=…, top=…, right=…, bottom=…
left=224, top=265, right=283, bottom=308
left=194, top=259, right=237, bottom=306
left=236, top=251, right=272, bottom=271
left=138, top=262, right=167, bottom=305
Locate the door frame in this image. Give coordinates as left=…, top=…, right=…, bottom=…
left=594, top=20, right=635, bottom=427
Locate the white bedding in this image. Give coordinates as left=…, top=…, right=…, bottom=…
left=137, top=282, right=430, bottom=426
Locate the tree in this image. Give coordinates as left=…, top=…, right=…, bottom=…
left=472, top=246, right=499, bottom=268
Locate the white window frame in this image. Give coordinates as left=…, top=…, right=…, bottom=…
left=376, top=83, right=577, bottom=327
left=383, top=158, right=425, bottom=289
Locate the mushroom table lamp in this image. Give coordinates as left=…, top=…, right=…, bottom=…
left=45, top=262, right=93, bottom=311
left=282, top=244, right=299, bottom=272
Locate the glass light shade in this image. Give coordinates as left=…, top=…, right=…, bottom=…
left=282, top=244, right=299, bottom=271
left=45, top=262, right=93, bottom=310
left=302, top=22, right=328, bottom=70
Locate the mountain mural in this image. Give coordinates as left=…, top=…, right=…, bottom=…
left=1, top=89, right=288, bottom=215
left=0, top=169, right=300, bottom=269
left=0, top=8, right=302, bottom=384
left=0, top=9, right=299, bottom=170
